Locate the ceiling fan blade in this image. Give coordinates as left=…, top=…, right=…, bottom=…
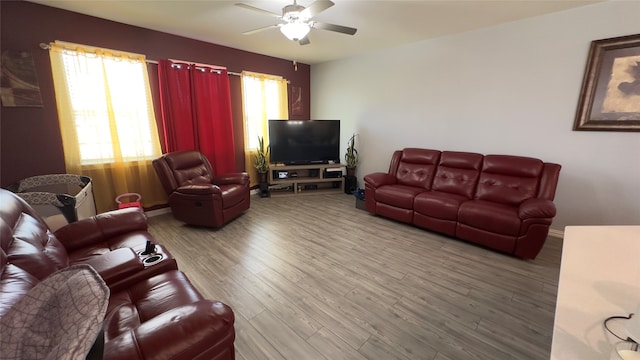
left=235, top=3, right=281, bottom=18
left=299, top=36, right=311, bottom=46
left=300, top=0, right=334, bottom=19
left=312, top=21, right=357, bottom=35
left=242, top=24, right=281, bottom=35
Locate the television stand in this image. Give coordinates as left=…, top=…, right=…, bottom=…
left=268, top=163, right=345, bottom=196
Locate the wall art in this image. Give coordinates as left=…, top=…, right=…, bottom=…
left=1, top=50, right=43, bottom=107
left=574, top=34, right=640, bottom=131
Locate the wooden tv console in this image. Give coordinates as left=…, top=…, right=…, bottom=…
left=267, top=163, right=345, bottom=196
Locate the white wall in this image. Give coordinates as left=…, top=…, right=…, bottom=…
left=311, top=1, right=640, bottom=231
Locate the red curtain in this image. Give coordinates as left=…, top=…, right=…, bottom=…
left=158, top=60, right=236, bottom=174
left=157, top=61, right=195, bottom=151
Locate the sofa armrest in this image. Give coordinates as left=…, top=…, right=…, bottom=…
left=54, top=208, right=148, bottom=252
left=213, top=172, right=250, bottom=186
left=364, top=172, right=397, bottom=188
left=83, top=248, right=144, bottom=287
left=107, top=301, right=235, bottom=360
left=176, top=184, right=221, bottom=196
left=518, top=198, right=556, bottom=219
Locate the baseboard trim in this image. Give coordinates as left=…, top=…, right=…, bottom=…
left=145, top=207, right=171, bottom=217
left=548, top=228, right=564, bottom=239
left=142, top=199, right=566, bottom=239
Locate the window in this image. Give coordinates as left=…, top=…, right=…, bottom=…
left=48, top=41, right=166, bottom=212
left=241, top=72, right=289, bottom=150
left=240, top=71, right=289, bottom=186
left=49, top=42, right=161, bottom=165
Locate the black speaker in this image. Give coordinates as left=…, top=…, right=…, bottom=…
left=344, top=175, right=357, bottom=194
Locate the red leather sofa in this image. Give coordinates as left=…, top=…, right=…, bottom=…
left=0, top=189, right=235, bottom=359
left=364, top=148, right=561, bottom=259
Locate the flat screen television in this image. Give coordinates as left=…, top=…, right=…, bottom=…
left=268, top=120, right=340, bottom=165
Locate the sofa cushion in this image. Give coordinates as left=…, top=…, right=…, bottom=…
left=54, top=208, right=149, bottom=252
left=432, top=151, right=483, bottom=198
left=165, top=152, right=214, bottom=186
left=103, top=300, right=235, bottom=360
left=458, top=200, right=521, bottom=236
left=65, top=231, right=161, bottom=262
left=175, top=184, right=218, bottom=196
left=414, top=191, right=469, bottom=220
left=104, top=270, right=205, bottom=339
left=0, top=256, right=40, bottom=318
left=376, top=185, right=426, bottom=209
left=395, top=148, right=440, bottom=189
left=475, top=155, right=543, bottom=206
left=3, top=212, right=69, bottom=281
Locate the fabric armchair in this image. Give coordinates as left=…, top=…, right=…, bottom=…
left=152, top=150, right=250, bottom=228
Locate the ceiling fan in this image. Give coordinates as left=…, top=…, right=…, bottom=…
left=235, top=0, right=357, bottom=45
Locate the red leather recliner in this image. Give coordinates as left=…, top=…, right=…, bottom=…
left=153, top=150, right=250, bottom=228
left=0, top=189, right=236, bottom=360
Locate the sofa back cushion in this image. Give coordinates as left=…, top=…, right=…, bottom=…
left=0, top=190, right=70, bottom=316
left=475, top=155, right=543, bottom=206
left=432, top=151, right=484, bottom=198
left=393, top=148, right=441, bottom=189
left=153, top=151, right=215, bottom=194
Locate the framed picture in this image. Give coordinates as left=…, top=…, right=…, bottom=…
left=1, top=50, right=43, bottom=107
left=290, top=85, right=303, bottom=116
left=573, top=34, right=640, bottom=132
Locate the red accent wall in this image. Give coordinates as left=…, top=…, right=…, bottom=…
left=0, top=1, right=311, bottom=187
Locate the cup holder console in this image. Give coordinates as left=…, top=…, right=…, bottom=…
left=137, top=250, right=164, bottom=266
left=142, top=254, right=163, bottom=266
left=137, top=241, right=164, bottom=266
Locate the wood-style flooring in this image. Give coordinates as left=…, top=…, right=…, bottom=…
left=147, top=193, right=562, bottom=360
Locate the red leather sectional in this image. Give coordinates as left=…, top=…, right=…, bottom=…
left=0, top=189, right=235, bottom=359
left=365, top=148, right=561, bottom=259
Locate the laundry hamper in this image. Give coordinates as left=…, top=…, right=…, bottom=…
left=7, top=174, right=96, bottom=231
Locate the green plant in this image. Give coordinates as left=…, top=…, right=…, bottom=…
left=345, top=133, right=358, bottom=168
left=254, top=135, right=269, bottom=173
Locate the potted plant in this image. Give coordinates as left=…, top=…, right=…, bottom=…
left=345, top=133, right=358, bottom=177
left=255, top=136, right=270, bottom=197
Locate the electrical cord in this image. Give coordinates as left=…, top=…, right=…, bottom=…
left=604, top=313, right=637, bottom=342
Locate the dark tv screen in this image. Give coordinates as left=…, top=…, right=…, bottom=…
left=269, top=120, right=340, bottom=165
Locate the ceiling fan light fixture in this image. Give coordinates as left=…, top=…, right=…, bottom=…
left=280, top=21, right=310, bottom=41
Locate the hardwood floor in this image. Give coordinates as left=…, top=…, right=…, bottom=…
left=147, top=193, right=562, bottom=360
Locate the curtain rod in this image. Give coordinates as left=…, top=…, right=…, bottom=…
left=40, top=43, right=241, bottom=76
left=145, top=59, right=241, bottom=76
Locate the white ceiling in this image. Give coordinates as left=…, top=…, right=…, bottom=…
left=29, top=0, right=602, bottom=65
